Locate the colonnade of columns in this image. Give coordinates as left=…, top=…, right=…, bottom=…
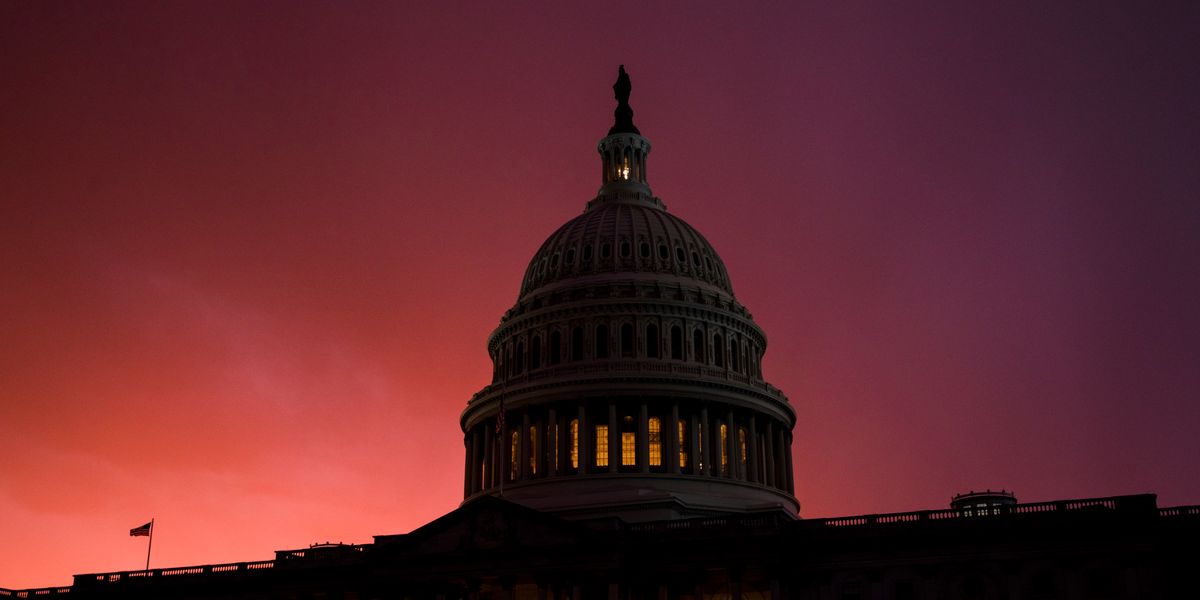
left=601, top=138, right=649, bottom=185
left=464, top=399, right=794, bottom=498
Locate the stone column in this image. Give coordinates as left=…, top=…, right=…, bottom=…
left=688, top=413, right=700, bottom=476
left=775, top=426, right=787, bottom=491
left=785, top=432, right=795, bottom=494
left=547, top=408, right=558, bottom=477
left=484, top=424, right=495, bottom=490
left=638, top=401, right=649, bottom=472
left=764, top=420, right=775, bottom=488
left=520, top=412, right=531, bottom=481
left=700, top=405, right=711, bottom=476
left=748, top=416, right=759, bottom=484
left=669, top=402, right=681, bottom=474
left=726, top=408, right=737, bottom=479
left=578, top=405, right=589, bottom=474
left=608, top=402, right=618, bottom=472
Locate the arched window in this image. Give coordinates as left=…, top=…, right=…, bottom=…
left=646, top=324, right=660, bottom=358
left=648, top=417, right=662, bottom=467
left=719, top=423, right=729, bottom=476
left=569, top=419, right=579, bottom=469
left=728, top=335, right=738, bottom=372
left=639, top=242, right=650, bottom=258
left=529, top=425, right=538, bottom=476
left=713, top=333, right=724, bottom=367
left=582, top=244, right=593, bottom=262
left=620, top=323, right=634, bottom=357
left=515, top=341, right=525, bottom=374
left=594, top=424, right=609, bottom=467
left=677, top=419, right=688, bottom=469
left=620, top=241, right=631, bottom=258
left=548, top=330, right=561, bottom=366
left=510, top=430, right=520, bottom=481
left=670, top=326, right=682, bottom=360
left=693, top=329, right=705, bottom=363
left=600, top=242, right=611, bottom=259
left=596, top=324, right=609, bottom=359
left=530, top=336, right=542, bottom=370
left=571, top=327, right=584, bottom=361
left=506, top=346, right=514, bottom=377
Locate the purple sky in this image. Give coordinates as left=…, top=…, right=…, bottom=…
left=1, top=1, right=1198, bottom=588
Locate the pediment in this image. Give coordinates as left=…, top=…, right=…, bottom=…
left=376, top=496, right=596, bottom=555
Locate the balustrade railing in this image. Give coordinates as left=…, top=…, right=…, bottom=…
left=13, top=497, right=1189, bottom=593
left=0, top=589, right=71, bottom=597
left=473, top=360, right=784, bottom=402
left=808, top=495, right=1158, bottom=527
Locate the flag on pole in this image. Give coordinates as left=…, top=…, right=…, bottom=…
left=130, top=521, right=152, bottom=537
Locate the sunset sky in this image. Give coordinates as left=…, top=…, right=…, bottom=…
left=2, top=1, right=1199, bottom=588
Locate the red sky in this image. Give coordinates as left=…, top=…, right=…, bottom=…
left=2, top=1, right=1198, bottom=588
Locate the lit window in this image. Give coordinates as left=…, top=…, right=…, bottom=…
left=570, top=419, right=579, bottom=469
left=738, top=427, right=747, bottom=470
left=648, top=417, right=662, bottom=467
left=595, top=425, right=609, bottom=467
left=622, top=432, right=636, bottom=466
left=719, top=424, right=728, bottom=475
left=621, top=155, right=630, bottom=180
left=678, top=420, right=688, bottom=469
left=529, top=425, right=537, bottom=475
left=510, top=430, right=520, bottom=481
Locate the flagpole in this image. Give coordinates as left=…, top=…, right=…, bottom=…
left=145, top=518, right=154, bottom=571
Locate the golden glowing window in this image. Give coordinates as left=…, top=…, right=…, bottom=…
left=621, top=432, right=636, bottom=466
left=719, top=424, right=729, bottom=475
left=570, top=419, right=579, bottom=469
left=678, top=420, right=688, bottom=469
left=621, top=155, right=630, bottom=180
left=529, top=425, right=537, bottom=475
left=595, top=425, right=609, bottom=467
left=738, top=427, right=747, bottom=469
left=648, top=417, right=662, bottom=467
left=510, top=430, right=520, bottom=481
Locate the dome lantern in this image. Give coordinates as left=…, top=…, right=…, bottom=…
left=594, top=65, right=657, bottom=208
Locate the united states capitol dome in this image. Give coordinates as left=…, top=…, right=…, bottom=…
left=518, top=200, right=735, bottom=300
left=461, top=67, right=797, bottom=522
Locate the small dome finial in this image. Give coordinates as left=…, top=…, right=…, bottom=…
left=609, top=65, right=640, bottom=135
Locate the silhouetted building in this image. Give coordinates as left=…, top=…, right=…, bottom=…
left=4, top=67, right=1197, bottom=600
